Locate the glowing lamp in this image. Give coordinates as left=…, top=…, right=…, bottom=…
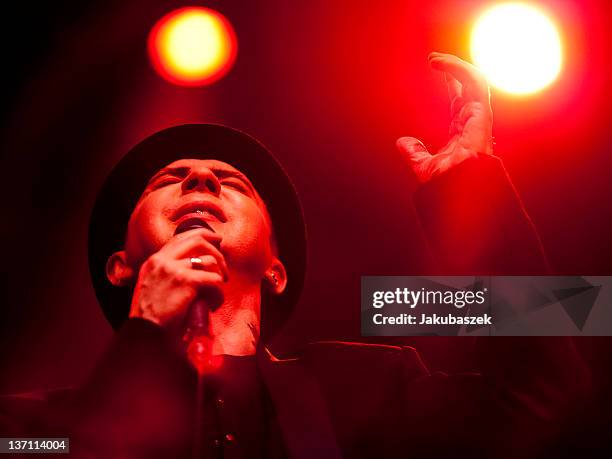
left=471, top=3, right=563, bottom=95
left=148, top=7, right=237, bottom=86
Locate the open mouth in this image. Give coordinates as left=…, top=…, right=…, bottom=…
left=172, top=201, right=226, bottom=236
left=175, top=217, right=214, bottom=235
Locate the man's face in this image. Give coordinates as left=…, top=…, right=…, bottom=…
left=123, top=158, right=276, bottom=282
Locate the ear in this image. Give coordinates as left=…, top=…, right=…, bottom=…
left=106, top=251, right=136, bottom=287
left=264, top=258, right=287, bottom=295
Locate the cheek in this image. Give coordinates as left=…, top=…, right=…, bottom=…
left=125, top=196, right=174, bottom=264
left=222, top=202, right=273, bottom=274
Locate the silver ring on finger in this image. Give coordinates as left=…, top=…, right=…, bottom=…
left=190, top=257, right=205, bottom=270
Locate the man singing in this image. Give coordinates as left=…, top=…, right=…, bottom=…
left=1, top=53, right=589, bottom=459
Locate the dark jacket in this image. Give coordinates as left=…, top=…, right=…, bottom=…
left=0, top=155, right=591, bottom=458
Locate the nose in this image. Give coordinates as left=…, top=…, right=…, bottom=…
left=181, top=167, right=221, bottom=196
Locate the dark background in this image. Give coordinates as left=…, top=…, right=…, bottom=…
left=0, top=0, right=610, bottom=406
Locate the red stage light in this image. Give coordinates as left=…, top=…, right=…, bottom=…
left=148, top=7, right=237, bottom=86
left=471, top=3, right=563, bottom=95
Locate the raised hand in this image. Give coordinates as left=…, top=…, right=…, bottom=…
left=397, top=52, right=493, bottom=183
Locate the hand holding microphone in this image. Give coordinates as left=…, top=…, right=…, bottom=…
left=128, top=228, right=228, bottom=371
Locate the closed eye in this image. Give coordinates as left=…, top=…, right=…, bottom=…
left=147, top=167, right=190, bottom=190
left=150, top=175, right=182, bottom=190
left=221, top=177, right=249, bottom=193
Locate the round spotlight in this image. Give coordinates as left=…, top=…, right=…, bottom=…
left=471, top=3, right=562, bottom=95
left=148, top=7, right=237, bottom=86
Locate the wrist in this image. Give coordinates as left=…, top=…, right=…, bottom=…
left=129, top=296, right=163, bottom=327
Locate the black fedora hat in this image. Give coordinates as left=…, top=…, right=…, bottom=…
left=88, top=124, right=307, bottom=342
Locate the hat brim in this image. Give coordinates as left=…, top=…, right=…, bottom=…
left=88, top=124, right=307, bottom=341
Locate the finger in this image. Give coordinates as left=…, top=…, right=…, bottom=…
left=162, top=230, right=223, bottom=260
left=181, top=268, right=225, bottom=287
left=396, top=137, right=432, bottom=164
left=185, top=227, right=223, bottom=247
left=445, top=72, right=466, bottom=120
left=186, top=255, right=219, bottom=272
left=182, top=240, right=229, bottom=281
left=428, top=52, right=489, bottom=104
left=445, top=72, right=462, bottom=104
left=163, top=234, right=229, bottom=281
left=166, top=227, right=222, bottom=248
left=186, top=255, right=226, bottom=283
left=185, top=269, right=223, bottom=287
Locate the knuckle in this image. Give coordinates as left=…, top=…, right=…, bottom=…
left=209, top=272, right=224, bottom=285
left=142, top=255, right=156, bottom=269
left=140, top=256, right=159, bottom=276
left=192, top=239, right=210, bottom=250
left=147, top=253, right=164, bottom=267
left=148, top=255, right=178, bottom=277
left=157, top=259, right=173, bottom=275
left=173, top=271, right=190, bottom=285
left=199, top=243, right=224, bottom=261
left=199, top=255, right=217, bottom=266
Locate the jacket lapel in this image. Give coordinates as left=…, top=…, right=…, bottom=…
left=257, top=346, right=342, bottom=459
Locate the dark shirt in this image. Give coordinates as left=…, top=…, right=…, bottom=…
left=197, top=355, right=287, bottom=459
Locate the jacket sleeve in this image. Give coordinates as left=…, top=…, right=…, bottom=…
left=413, top=154, right=550, bottom=275
left=472, top=336, right=592, bottom=454
left=67, top=318, right=196, bottom=457
left=412, top=155, right=592, bottom=456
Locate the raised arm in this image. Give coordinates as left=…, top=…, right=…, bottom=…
left=397, top=52, right=549, bottom=275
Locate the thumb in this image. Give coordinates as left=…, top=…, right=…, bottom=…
left=396, top=137, right=432, bottom=184
left=396, top=136, right=431, bottom=164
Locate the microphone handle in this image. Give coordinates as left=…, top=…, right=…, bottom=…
left=185, top=299, right=209, bottom=340
left=184, top=299, right=214, bottom=374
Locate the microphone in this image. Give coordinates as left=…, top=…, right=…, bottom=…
left=183, top=234, right=224, bottom=374
left=186, top=298, right=208, bottom=337
left=184, top=298, right=223, bottom=374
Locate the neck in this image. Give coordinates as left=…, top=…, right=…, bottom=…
left=207, top=283, right=261, bottom=356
